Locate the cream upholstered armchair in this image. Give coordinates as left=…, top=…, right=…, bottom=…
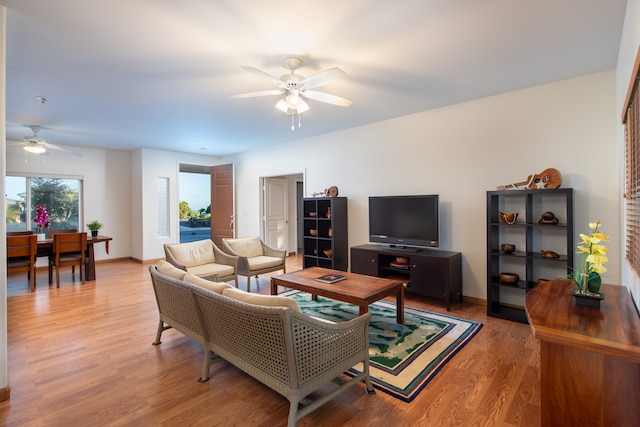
left=164, top=239, right=239, bottom=286
left=222, top=236, right=286, bottom=292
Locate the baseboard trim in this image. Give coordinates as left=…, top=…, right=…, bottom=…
left=0, top=386, right=10, bottom=402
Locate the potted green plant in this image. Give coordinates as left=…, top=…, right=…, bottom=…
left=87, top=220, right=103, bottom=237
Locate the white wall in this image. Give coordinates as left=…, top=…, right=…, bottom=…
left=6, top=145, right=132, bottom=264
left=228, top=71, right=619, bottom=301
left=1, top=4, right=8, bottom=396
left=618, top=0, right=640, bottom=306
left=134, top=148, right=225, bottom=261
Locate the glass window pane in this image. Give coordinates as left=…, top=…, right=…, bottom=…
left=6, top=176, right=27, bottom=232
left=30, top=177, right=80, bottom=232
left=157, top=177, right=169, bottom=237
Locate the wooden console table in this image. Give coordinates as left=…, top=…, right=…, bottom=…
left=525, top=279, right=640, bottom=426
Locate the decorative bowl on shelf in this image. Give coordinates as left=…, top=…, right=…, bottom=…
left=309, top=212, right=317, bottom=218
left=540, top=250, right=560, bottom=258
left=499, top=272, right=519, bottom=284
left=309, top=229, right=317, bottom=236
left=501, top=244, right=516, bottom=254
left=323, top=249, right=332, bottom=258
left=499, top=212, right=518, bottom=224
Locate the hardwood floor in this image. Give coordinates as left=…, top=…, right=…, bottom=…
left=1, top=255, right=540, bottom=426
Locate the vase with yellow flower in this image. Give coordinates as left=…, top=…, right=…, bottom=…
left=570, top=220, right=609, bottom=308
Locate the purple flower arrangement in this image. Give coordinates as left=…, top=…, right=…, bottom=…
left=33, top=205, right=50, bottom=234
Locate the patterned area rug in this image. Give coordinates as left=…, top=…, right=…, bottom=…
left=280, top=290, right=483, bottom=402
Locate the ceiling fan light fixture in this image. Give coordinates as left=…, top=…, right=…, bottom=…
left=275, top=98, right=289, bottom=113
left=24, top=144, right=46, bottom=154
left=296, top=99, right=309, bottom=113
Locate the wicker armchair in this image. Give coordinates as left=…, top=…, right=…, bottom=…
left=222, top=236, right=286, bottom=292
left=164, top=239, right=239, bottom=286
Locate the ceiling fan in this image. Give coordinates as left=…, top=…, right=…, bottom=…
left=232, top=57, right=352, bottom=129
left=7, top=125, right=79, bottom=156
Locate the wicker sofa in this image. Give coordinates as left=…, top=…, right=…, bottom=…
left=149, top=261, right=373, bottom=426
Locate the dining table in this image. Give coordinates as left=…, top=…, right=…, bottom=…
left=36, top=235, right=113, bottom=281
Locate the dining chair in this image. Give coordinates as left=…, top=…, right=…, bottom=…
left=49, top=232, right=87, bottom=287
left=46, top=228, right=78, bottom=239
left=7, top=231, right=34, bottom=236
left=7, top=234, right=38, bottom=292
left=46, top=228, right=81, bottom=277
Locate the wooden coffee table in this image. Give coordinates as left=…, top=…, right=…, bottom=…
left=271, top=267, right=405, bottom=324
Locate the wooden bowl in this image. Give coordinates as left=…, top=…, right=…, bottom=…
left=501, top=244, right=516, bottom=254
left=323, top=249, right=332, bottom=258
left=499, top=272, right=519, bottom=284
left=309, top=212, right=317, bottom=218
left=309, top=229, right=317, bottom=237
left=499, top=212, right=518, bottom=224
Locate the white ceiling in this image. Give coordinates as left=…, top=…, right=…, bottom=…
left=1, top=0, right=628, bottom=156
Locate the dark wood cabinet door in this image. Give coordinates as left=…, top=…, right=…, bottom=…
left=409, top=257, right=446, bottom=297
left=350, top=248, right=378, bottom=276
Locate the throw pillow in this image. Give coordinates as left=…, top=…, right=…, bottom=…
left=183, top=273, right=232, bottom=294
left=221, top=287, right=301, bottom=312
left=156, top=259, right=186, bottom=280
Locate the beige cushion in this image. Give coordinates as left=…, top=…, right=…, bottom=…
left=187, top=263, right=235, bottom=279
left=225, top=237, right=263, bottom=258
left=166, top=240, right=216, bottom=268
left=183, top=273, right=232, bottom=293
left=156, top=259, right=186, bottom=280
left=221, top=287, right=301, bottom=312
left=247, top=255, right=284, bottom=270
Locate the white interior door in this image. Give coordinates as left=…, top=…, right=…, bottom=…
left=264, top=178, right=287, bottom=251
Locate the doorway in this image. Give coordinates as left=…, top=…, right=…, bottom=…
left=178, top=164, right=211, bottom=243
left=259, top=172, right=304, bottom=255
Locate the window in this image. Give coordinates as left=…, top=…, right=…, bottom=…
left=624, top=47, right=640, bottom=273
left=5, top=175, right=82, bottom=233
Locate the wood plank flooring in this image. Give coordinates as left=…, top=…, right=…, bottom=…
left=1, top=255, right=540, bottom=426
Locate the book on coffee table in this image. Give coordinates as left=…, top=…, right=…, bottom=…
left=315, top=274, right=347, bottom=284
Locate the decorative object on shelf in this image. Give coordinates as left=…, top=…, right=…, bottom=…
left=390, top=257, right=410, bottom=269
left=326, top=206, right=331, bottom=218
left=324, top=186, right=339, bottom=197
left=539, top=211, right=559, bottom=224
left=87, top=220, right=103, bottom=237
left=501, top=243, right=516, bottom=254
left=309, top=229, right=317, bottom=237
left=309, top=212, right=317, bottom=218
left=540, top=250, right=560, bottom=258
left=570, top=220, right=609, bottom=308
left=499, top=272, right=519, bottom=284
left=328, top=228, right=332, bottom=237
left=537, top=278, right=550, bottom=286
left=323, top=249, right=332, bottom=258
left=311, top=186, right=340, bottom=198
left=499, top=212, right=518, bottom=224
left=33, top=205, right=50, bottom=240
left=496, top=167, right=562, bottom=190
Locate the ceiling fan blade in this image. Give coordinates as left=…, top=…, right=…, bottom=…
left=231, top=89, right=284, bottom=99
left=302, top=90, right=352, bottom=107
left=301, top=67, right=346, bottom=89
left=241, top=66, right=286, bottom=88
left=40, top=141, right=80, bottom=155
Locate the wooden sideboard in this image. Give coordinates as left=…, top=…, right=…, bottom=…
left=525, top=279, right=640, bottom=426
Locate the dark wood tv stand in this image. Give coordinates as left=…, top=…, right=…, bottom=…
left=350, top=244, right=462, bottom=310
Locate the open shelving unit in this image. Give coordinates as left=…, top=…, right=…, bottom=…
left=486, top=188, right=574, bottom=323
left=302, top=197, right=348, bottom=271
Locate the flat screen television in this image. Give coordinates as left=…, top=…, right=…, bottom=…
left=369, top=195, right=439, bottom=249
